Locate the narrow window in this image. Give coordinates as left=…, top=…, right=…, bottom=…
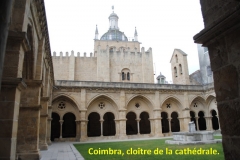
left=122, top=72, right=125, bottom=80
left=127, top=72, right=130, bottom=80
left=179, top=64, right=182, bottom=74
left=175, top=55, right=178, bottom=63
left=174, top=67, right=177, bottom=77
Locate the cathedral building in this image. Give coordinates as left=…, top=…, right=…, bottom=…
left=51, top=9, right=219, bottom=143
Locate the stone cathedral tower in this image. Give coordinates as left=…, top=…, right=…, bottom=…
left=52, top=7, right=154, bottom=83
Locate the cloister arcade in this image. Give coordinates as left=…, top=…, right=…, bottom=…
left=51, top=94, right=219, bottom=141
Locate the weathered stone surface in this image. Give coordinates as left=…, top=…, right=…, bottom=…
left=217, top=99, right=240, bottom=135
left=222, top=136, right=240, bottom=160
left=213, top=65, right=238, bottom=101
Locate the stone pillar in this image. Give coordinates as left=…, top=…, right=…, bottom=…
left=118, top=110, right=127, bottom=139
left=168, top=118, right=172, bottom=133
left=0, top=79, right=26, bottom=160
left=115, top=120, right=119, bottom=137
left=153, top=109, right=163, bottom=137
left=59, top=120, right=64, bottom=138
left=216, top=115, right=221, bottom=130
left=80, top=110, right=87, bottom=141
left=100, top=120, right=103, bottom=136
left=137, top=118, right=140, bottom=135
left=47, top=106, right=52, bottom=145
left=39, top=97, right=49, bottom=150
left=17, top=80, right=42, bottom=160
left=194, top=1, right=240, bottom=158
left=149, top=118, right=154, bottom=136
left=47, top=117, right=52, bottom=145
left=195, top=117, right=199, bottom=131
left=205, top=116, right=213, bottom=131
left=75, top=120, right=81, bottom=141
left=181, top=109, right=191, bottom=132
left=178, top=117, right=184, bottom=131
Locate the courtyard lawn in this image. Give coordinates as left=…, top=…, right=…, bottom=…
left=74, top=136, right=223, bottom=160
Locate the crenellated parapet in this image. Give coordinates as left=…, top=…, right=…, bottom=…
left=95, top=46, right=152, bottom=57
left=52, top=50, right=94, bottom=58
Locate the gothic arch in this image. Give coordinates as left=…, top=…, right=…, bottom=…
left=161, top=96, right=184, bottom=111
left=126, top=94, right=154, bottom=110
left=52, top=94, right=80, bottom=111
left=87, top=94, right=119, bottom=120
left=189, top=96, right=206, bottom=106
left=206, top=95, right=216, bottom=108
left=87, top=94, right=118, bottom=110
left=126, top=95, right=154, bottom=118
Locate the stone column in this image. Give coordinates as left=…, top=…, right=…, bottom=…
left=136, top=118, right=140, bottom=135
left=153, top=109, right=163, bottom=137
left=47, top=106, right=52, bottom=145
left=39, top=97, right=49, bottom=150
left=0, top=79, right=26, bottom=160
left=59, top=120, right=64, bottom=138
left=149, top=118, right=154, bottom=136
left=80, top=110, right=87, bottom=141
left=181, top=108, right=191, bottom=132
left=75, top=120, right=81, bottom=141
left=205, top=116, right=213, bottom=131
left=115, top=120, right=119, bottom=137
left=100, top=120, right=104, bottom=136
left=178, top=117, right=184, bottom=131
left=194, top=1, right=240, bottom=158
left=216, top=115, right=221, bottom=130
left=195, top=117, right=199, bottom=131
left=47, top=117, right=52, bottom=145
left=17, top=80, right=42, bottom=160
left=168, top=118, right=172, bottom=133
left=118, top=110, right=127, bottom=139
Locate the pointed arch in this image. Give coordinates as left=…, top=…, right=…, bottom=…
left=126, top=94, right=154, bottom=110
left=206, top=95, right=216, bottom=106
left=52, top=93, right=80, bottom=111
left=189, top=95, right=206, bottom=106
left=87, top=94, right=118, bottom=109
left=86, top=94, right=119, bottom=120
left=161, top=95, right=184, bottom=110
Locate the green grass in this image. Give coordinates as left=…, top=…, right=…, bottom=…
left=74, top=136, right=223, bottom=160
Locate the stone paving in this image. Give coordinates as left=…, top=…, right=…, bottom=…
left=40, top=142, right=84, bottom=160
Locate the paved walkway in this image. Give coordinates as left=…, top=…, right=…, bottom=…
left=40, top=142, right=84, bottom=160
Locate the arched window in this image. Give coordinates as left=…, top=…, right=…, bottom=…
left=175, top=55, right=178, bottom=63
left=179, top=64, right=182, bottom=74
left=121, top=68, right=130, bottom=81
left=122, top=72, right=125, bottom=80
left=127, top=72, right=130, bottom=80
left=174, top=67, right=177, bottom=77
left=126, top=112, right=137, bottom=135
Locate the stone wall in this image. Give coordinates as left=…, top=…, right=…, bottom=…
left=52, top=45, right=154, bottom=83
left=0, top=0, right=54, bottom=159
left=194, top=1, right=240, bottom=159
left=52, top=80, right=217, bottom=141
left=171, top=49, right=190, bottom=84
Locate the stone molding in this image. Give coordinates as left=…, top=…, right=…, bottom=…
left=1, top=78, right=27, bottom=90
left=20, top=105, right=42, bottom=110
left=54, top=80, right=214, bottom=92
left=194, top=5, right=240, bottom=45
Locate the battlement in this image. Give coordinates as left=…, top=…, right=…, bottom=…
left=96, top=46, right=152, bottom=56
left=52, top=50, right=95, bottom=58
